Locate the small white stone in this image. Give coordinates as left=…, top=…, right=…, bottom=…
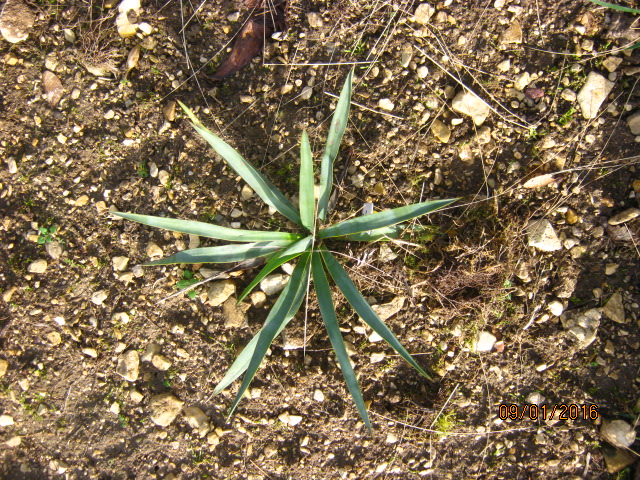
left=151, top=354, right=172, bottom=371
left=417, top=66, right=429, bottom=78
left=313, top=389, right=325, bottom=402
left=260, top=274, right=289, bottom=296
left=370, top=352, right=386, bottom=363
left=368, top=332, right=383, bottom=343
left=475, top=331, right=497, bottom=352
left=0, top=414, right=14, bottom=426
left=116, top=350, right=140, bottom=382
left=577, top=72, right=615, bottom=120
left=547, top=300, right=564, bottom=316
left=241, top=185, right=253, bottom=200
left=378, top=98, right=395, bottom=112
left=413, top=3, right=436, bottom=24
left=82, top=347, right=98, bottom=358
left=91, top=290, right=108, bottom=305
left=300, top=86, right=313, bottom=100
left=526, top=219, right=562, bottom=252
left=112, top=256, right=129, bottom=272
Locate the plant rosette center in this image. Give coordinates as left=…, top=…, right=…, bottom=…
left=113, top=69, right=457, bottom=431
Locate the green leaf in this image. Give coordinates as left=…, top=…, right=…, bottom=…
left=588, top=0, right=640, bottom=14
left=318, top=69, right=354, bottom=221
left=237, top=236, right=313, bottom=303
left=320, top=246, right=432, bottom=380
left=114, top=212, right=301, bottom=243
left=319, top=198, right=457, bottom=239
left=335, top=224, right=406, bottom=242
left=144, top=241, right=289, bottom=266
left=226, top=254, right=311, bottom=417
left=213, top=254, right=311, bottom=394
left=311, top=252, right=371, bottom=431
left=299, top=130, right=315, bottom=232
left=178, top=101, right=302, bottom=226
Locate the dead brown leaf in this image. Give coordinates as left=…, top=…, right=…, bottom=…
left=210, top=0, right=286, bottom=80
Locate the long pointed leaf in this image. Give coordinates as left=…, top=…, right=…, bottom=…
left=318, top=69, right=354, bottom=221
left=227, top=254, right=311, bottom=417
left=213, top=255, right=308, bottom=395
left=237, top=236, right=312, bottom=303
left=178, top=101, right=302, bottom=226
left=335, top=224, right=406, bottom=242
left=145, top=241, right=289, bottom=266
left=311, top=252, right=371, bottom=431
left=213, top=255, right=310, bottom=394
left=588, top=0, right=640, bottom=14
left=299, top=130, right=315, bottom=232
left=319, top=198, right=457, bottom=239
left=320, top=247, right=431, bottom=380
left=114, top=212, right=302, bottom=242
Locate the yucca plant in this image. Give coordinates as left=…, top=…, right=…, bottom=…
left=114, top=69, right=457, bottom=431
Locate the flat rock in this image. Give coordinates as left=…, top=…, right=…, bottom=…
left=601, top=419, right=636, bottom=448
left=603, top=446, right=636, bottom=474
left=526, top=219, right=562, bottom=252
left=577, top=72, right=614, bottom=119
left=413, top=3, right=435, bottom=24
left=608, top=208, right=640, bottom=225
left=116, top=350, right=140, bottom=382
left=112, top=256, right=129, bottom=272
left=474, top=331, right=496, bottom=352
left=451, top=90, right=491, bottom=126
left=0, top=0, right=35, bottom=43
left=431, top=119, right=451, bottom=143
left=151, top=354, right=172, bottom=371
left=183, top=406, right=210, bottom=437
left=372, top=297, right=406, bottom=322
left=222, top=297, right=249, bottom=328
left=306, top=12, right=323, bottom=28
left=260, top=273, right=288, bottom=296
left=603, top=292, right=626, bottom=324
left=146, top=242, right=163, bottom=258
left=628, top=111, right=640, bottom=135
left=0, top=359, right=7, bottom=377
left=27, top=259, right=48, bottom=274
left=207, top=280, right=235, bottom=307
left=499, top=20, right=522, bottom=44
left=149, top=393, right=184, bottom=427
left=46, top=241, right=63, bottom=260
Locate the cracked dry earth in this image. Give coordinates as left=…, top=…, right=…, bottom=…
left=1, top=0, right=640, bottom=479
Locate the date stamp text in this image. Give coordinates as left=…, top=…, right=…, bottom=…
left=498, top=404, right=599, bottom=421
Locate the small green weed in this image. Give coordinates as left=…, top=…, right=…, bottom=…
left=558, top=107, right=576, bottom=126
left=38, top=225, right=58, bottom=244
left=176, top=270, right=198, bottom=299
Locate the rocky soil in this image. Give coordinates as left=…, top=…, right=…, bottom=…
left=0, top=0, right=639, bottom=479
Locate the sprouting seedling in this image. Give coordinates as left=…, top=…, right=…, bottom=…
left=113, top=69, right=457, bottom=431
